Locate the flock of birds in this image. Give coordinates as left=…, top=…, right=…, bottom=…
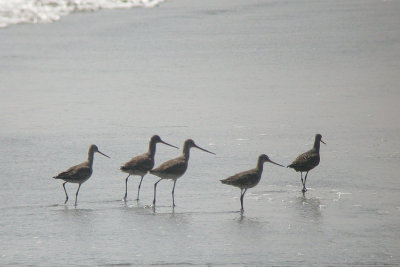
left=53, top=134, right=325, bottom=212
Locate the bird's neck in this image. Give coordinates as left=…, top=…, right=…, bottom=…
left=256, top=159, right=264, bottom=174
left=87, top=151, right=95, bottom=167
left=313, top=138, right=320, bottom=152
left=182, top=145, right=191, bottom=160
left=148, top=141, right=157, bottom=157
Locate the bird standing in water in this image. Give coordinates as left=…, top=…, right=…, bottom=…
left=120, top=135, right=178, bottom=201
left=150, top=139, right=215, bottom=208
left=288, top=134, right=326, bottom=193
left=53, top=144, right=110, bottom=206
left=220, top=154, right=284, bottom=213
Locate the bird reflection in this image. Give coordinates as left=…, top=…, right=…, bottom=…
left=296, top=195, right=322, bottom=220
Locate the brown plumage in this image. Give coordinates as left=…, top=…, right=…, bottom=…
left=221, top=154, right=284, bottom=212
left=53, top=144, right=110, bottom=206
left=150, top=139, right=215, bottom=207
left=288, top=134, right=326, bottom=193
left=120, top=135, right=178, bottom=201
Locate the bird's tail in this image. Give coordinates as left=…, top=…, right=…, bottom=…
left=220, top=179, right=231, bottom=185
left=53, top=172, right=68, bottom=179
left=120, top=166, right=128, bottom=171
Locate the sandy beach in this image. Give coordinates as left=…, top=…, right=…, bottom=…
left=1, top=0, right=400, bottom=265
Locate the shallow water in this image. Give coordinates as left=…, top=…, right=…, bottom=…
left=1, top=0, right=400, bottom=265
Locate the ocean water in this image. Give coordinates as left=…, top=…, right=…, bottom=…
left=1, top=0, right=400, bottom=265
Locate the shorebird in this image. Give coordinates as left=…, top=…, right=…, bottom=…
left=287, top=134, right=326, bottom=193
left=53, top=144, right=110, bottom=206
left=120, top=135, right=178, bottom=201
left=220, top=154, right=284, bottom=213
left=150, top=139, right=215, bottom=207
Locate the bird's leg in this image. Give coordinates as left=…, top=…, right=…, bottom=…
left=239, top=189, right=243, bottom=212
left=75, top=184, right=81, bottom=207
left=302, top=171, right=309, bottom=193
left=123, top=174, right=130, bottom=202
left=300, top=172, right=304, bottom=187
left=153, top=179, right=162, bottom=206
left=136, top=176, right=144, bottom=201
left=172, top=180, right=177, bottom=207
left=62, top=182, right=69, bottom=204
left=240, top=188, right=247, bottom=213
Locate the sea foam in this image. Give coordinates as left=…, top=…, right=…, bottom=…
left=0, top=0, right=165, bottom=28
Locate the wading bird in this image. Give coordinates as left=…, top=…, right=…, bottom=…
left=221, top=154, right=284, bottom=213
left=288, top=134, right=326, bottom=193
left=151, top=139, right=215, bottom=208
left=120, top=135, right=178, bottom=201
left=53, top=144, right=110, bottom=206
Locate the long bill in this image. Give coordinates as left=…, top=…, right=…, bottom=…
left=194, top=144, right=216, bottom=155
left=268, top=159, right=285, bottom=167
left=97, top=150, right=111, bottom=158
left=321, top=139, right=326, bottom=145
left=161, top=140, right=179, bottom=149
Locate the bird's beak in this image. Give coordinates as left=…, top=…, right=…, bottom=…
left=97, top=150, right=111, bottom=158
left=161, top=140, right=179, bottom=149
left=321, top=139, right=326, bottom=145
left=194, top=144, right=216, bottom=155
left=268, top=159, right=285, bottom=167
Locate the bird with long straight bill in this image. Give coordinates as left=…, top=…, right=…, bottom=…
left=53, top=144, right=110, bottom=206
left=120, top=135, right=178, bottom=201
left=151, top=139, right=215, bottom=208
left=221, top=154, right=284, bottom=213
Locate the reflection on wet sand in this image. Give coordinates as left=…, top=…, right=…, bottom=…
left=295, top=195, right=322, bottom=221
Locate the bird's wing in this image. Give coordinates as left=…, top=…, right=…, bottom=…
left=121, top=154, right=153, bottom=173
left=290, top=149, right=319, bottom=167
left=74, top=166, right=92, bottom=179
left=221, top=169, right=258, bottom=186
left=151, top=157, right=187, bottom=176
left=55, top=163, right=91, bottom=180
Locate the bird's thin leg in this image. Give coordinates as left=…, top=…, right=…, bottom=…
left=123, top=174, right=130, bottom=201
left=153, top=179, right=163, bottom=206
left=75, top=184, right=81, bottom=206
left=300, top=172, right=304, bottom=187
left=302, top=171, right=309, bottom=193
left=172, top=180, right=177, bottom=207
left=62, top=182, right=69, bottom=204
left=239, top=189, right=243, bottom=211
left=136, top=176, right=144, bottom=201
left=240, top=188, right=247, bottom=213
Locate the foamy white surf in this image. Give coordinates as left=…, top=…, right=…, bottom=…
left=0, top=0, right=165, bottom=28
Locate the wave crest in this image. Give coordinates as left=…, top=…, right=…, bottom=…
left=0, top=0, right=165, bottom=28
